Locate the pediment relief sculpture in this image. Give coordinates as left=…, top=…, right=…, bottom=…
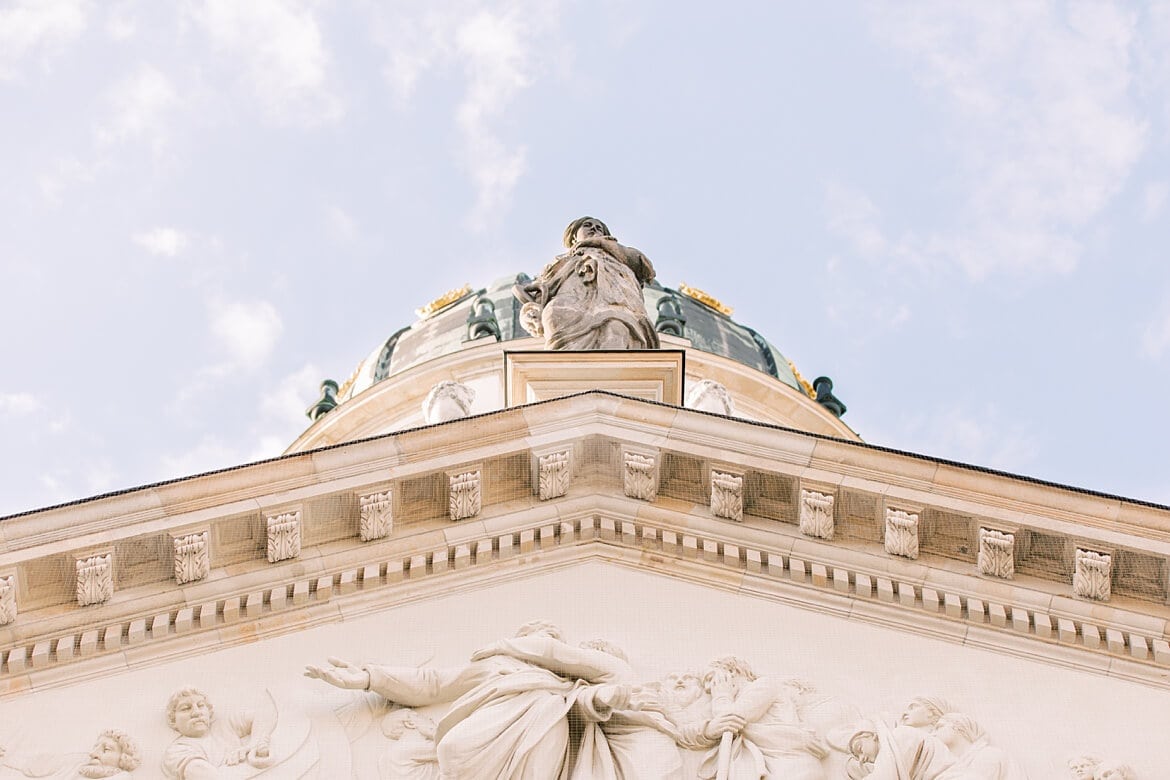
left=514, top=217, right=659, bottom=351
left=301, top=620, right=1128, bottom=779
left=0, top=730, right=141, bottom=779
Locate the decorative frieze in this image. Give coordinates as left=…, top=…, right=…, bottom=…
left=449, top=471, right=482, bottom=521
left=884, top=509, right=919, bottom=560
left=799, top=489, right=835, bottom=540
left=76, top=553, right=113, bottom=606
left=1074, top=549, right=1112, bottom=601
left=537, top=451, right=571, bottom=501
left=360, top=490, right=393, bottom=541
left=0, top=574, right=15, bottom=625
left=710, top=471, right=744, bottom=522
left=173, top=531, right=210, bottom=584
left=623, top=452, right=658, bottom=501
left=267, top=511, right=302, bottom=563
left=977, top=528, right=1015, bottom=579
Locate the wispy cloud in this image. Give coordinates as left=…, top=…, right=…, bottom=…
left=96, top=64, right=179, bottom=150
left=0, top=0, right=86, bottom=80
left=876, top=403, right=1039, bottom=475
left=860, top=2, right=1148, bottom=278
left=193, top=0, right=341, bottom=125
left=370, top=2, right=562, bottom=230
left=1142, top=181, right=1168, bottom=222
left=208, top=298, right=283, bottom=367
left=1141, top=294, right=1170, bottom=360
left=37, top=155, right=104, bottom=204
left=0, top=392, right=43, bottom=416
left=325, top=205, right=357, bottom=242
left=133, top=226, right=189, bottom=256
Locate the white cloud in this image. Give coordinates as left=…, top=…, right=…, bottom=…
left=96, top=64, right=179, bottom=149
left=104, top=4, right=136, bottom=41
left=325, top=205, right=357, bottom=242
left=880, top=404, right=1039, bottom=475
left=863, top=2, right=1148, bottom=278
left=132, top=226, right=189, bottom=256
left=1141, top=297, right=1170, bottom=359
left=1142, top=181, right=1169, bottom=222
left=0, top=0, right=86, bottom=80
left=208, top=298, right=283, bottom=366
left=0, top=392, right=43, bottom=416
left=159, top=435, right=246, bottom=481
left=194, top=0, right=341, bottom=125
left=370, top=3, right=562, bottom=230
left=37, top=155, right=103, bottom=204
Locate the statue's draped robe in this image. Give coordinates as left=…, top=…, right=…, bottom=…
left=865, top=723, right=954, bottom=780
left=518, top=236, right=659, bottom=350
left=700, top=677, right=830, bottom=780
left=364, top=639, right=629, bottom=780
left=936, top=738, right=1028, bottom=780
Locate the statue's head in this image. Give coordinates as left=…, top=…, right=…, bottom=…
left=166, top=686, right=214, bottom=738
left=848, top=730, right=879, bottom=762
left=899, top=696, right=953, bottom=728
left=514, top=619, right=564, bottom=640
left=932, top=713, right=983, bottom=749
left=1067, top=756, right=1101, bottom=779
left=662, top=671, right=704, bottom=709
left=1093, top=763, right=1134, bottom=780
left=78, top=729, right=141, bottom=778
left=563, top=216, right=611, bottom=248
left=702, top=655, right=757, bottom=691
left=579, top=638, right=628, bottom=662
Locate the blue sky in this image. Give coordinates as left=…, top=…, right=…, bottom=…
left=1, top=0, right=1168, bottom=516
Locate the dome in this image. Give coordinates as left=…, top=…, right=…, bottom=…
left=290, top=272, right=856, bottom=452
left=341, top=275, right=811, bottom=402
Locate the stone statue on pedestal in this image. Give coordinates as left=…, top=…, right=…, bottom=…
left=513, top=217, right=660, bottom=350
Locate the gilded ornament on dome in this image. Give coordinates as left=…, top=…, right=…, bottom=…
left=417, top=284, right=473, bottom=319
left=678, top=282, right=733, bottom=316
left=787, top=360, right=817, bottom=399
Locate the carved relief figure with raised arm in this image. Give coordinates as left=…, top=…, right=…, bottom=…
left=305, top=620, right=631, bottom=779
left=161, top=687, right=273, bottom=779
left=514, top=217, right=660, bottom=350
left=693, top=656, right=830, bottom=779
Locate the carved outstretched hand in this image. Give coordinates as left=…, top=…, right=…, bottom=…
left=628, top=684, right=666, bottom=713
left=469, top=641, right=508, bottom=663
left=304, top=657, right=371, bottom=690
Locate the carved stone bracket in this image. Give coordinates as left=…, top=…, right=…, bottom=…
left=0, top=573, right=15, bottom=625
left=710, top=470, right=744, bottom=522
left=75, top=553, right=113, bottom=606
left=537, top=450, right=572, bottom=501
left=799, top=489, right=835, bottom=540
left=622, top=449, right=659, bottom=502
left=1074, top=548, right=1112, bottom=601
left=360, top=490, right=393, bottom=541
left=978, top=528, right=1015, bottom=579
left=172, top=530, right=210, bottom=584
left=267, top=511, right=302, bottom=563
left=884, top=508, right=920, bottom=560
left=449, top=470, right=482, bottom=521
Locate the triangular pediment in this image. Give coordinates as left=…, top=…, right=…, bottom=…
left=1, top=392, right=1167, bottom=776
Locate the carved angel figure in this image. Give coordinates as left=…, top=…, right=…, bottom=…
left=161, top=687, right=273, bottom=779
left=305, top=620, right=631, bottom=779
left=513, top=217, right=659, bottom=351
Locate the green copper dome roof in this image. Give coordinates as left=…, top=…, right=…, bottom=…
left=339, top=273, right=809, bottom=402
